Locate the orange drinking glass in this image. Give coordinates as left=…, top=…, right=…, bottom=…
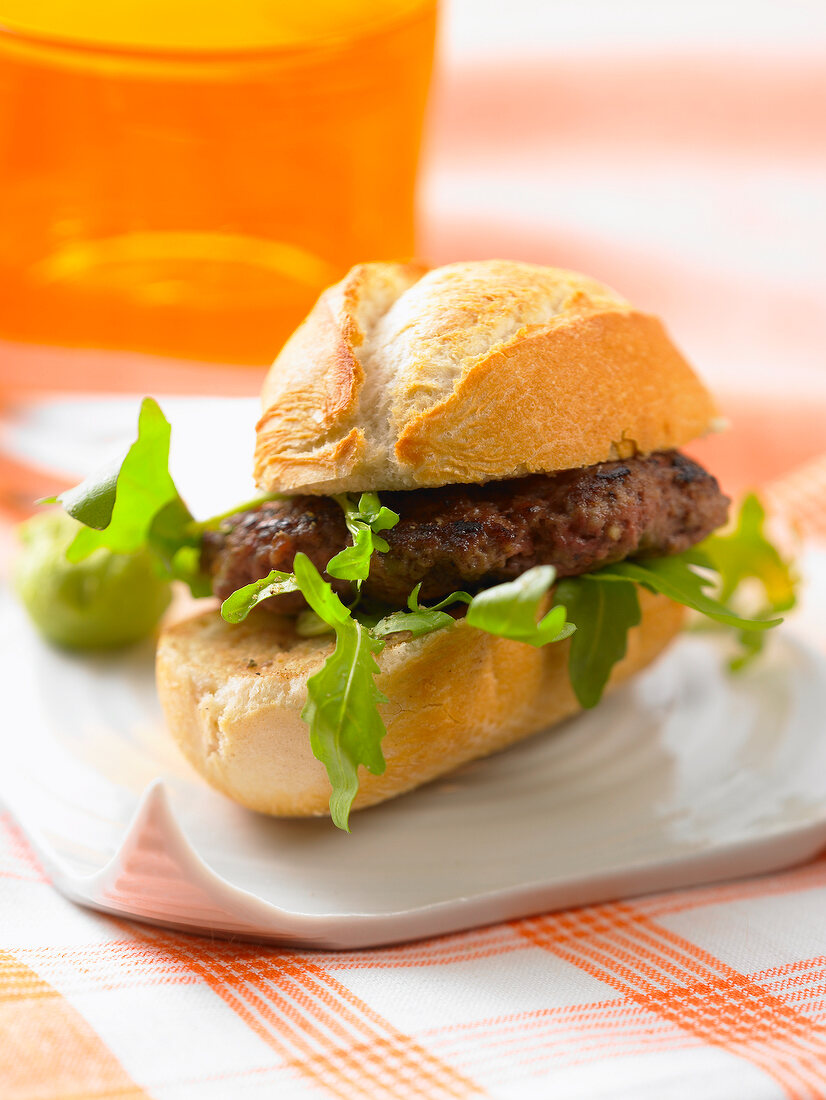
left=0, top=1, right=437, bottom=367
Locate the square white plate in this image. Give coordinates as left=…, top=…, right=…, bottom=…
left=2, top=594, right=826, bottom=949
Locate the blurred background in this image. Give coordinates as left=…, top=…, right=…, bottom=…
left=1, top=0, right=824, bottom=518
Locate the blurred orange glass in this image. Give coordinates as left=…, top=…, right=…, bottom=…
left=0, top=1, right=436, bottom=366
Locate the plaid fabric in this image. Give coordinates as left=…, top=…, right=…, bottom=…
left=0, top=455, right=824, bottom=1099
left=4, top=812, right=826, bottom=1099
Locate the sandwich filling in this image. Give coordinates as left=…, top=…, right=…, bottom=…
left=43, top=397, right=794, bottom=831
left=204, top=451, right=729, bottom=614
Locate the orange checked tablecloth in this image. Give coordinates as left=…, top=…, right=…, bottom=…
left=3, top=837, right=826, bottom=1100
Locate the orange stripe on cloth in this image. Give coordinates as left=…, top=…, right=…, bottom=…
left=517, top=902, right=826, bottom=1100
left=753, top=960, right=826, bottom=1018
left=421, top=999, right=702, bottom=1078
left=0, top=812, right=48, bottom=882
left=754, top=958, right=826, bottom=991
left=120, top=925, right=482, bottom=1100
left=0, top=949, right=148, bottom=1100
left=0, top=452, right=70, bottom=523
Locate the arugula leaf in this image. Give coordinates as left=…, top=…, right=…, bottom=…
left=728, top=628, right=766, bottom=672
left=354, top=491, right=399, bottom=535
left=372, top=582, right=468, bottom=639
left=326, top=493, right=399, bottom=584
left=371, top=571, right=576, bottom=646
left=465, top=566, right=575, bottom=646
left=168, top=546, right=213, bottom=598
left=701, top=493, right=796, bottom=611
left=295, top=609, right=336, bottom=637
left=39, top=455, right=122, bottom=530
left=372, top=607, right=456, bottom=639
left=143, top=495, right=209, bottom=596
left=220, top=569, right=299, bottom=623
left=54, top=398, right=193, bottom=563
left=696, top=493, right=796, bottom=669
left=554, top=578, right=641, bottom=708
left=293, top=554, right=388, bottom=831
left=590, top=556, right=780, bottom=631
left=412, top=586, right=472, bottom=613
left=43, top=397, right=283, bottom=601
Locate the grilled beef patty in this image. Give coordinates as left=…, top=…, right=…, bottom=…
left=203, top=451, right=729, bottom=614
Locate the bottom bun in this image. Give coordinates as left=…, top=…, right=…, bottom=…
left=156, top=590, right=684, bottom=817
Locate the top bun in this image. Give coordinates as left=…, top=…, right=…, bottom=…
left=254, top=259, right=718, bottom=495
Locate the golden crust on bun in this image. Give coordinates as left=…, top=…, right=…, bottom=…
left=157, top=591, right=684, bottom=817
left=254, top=259, right=718, bottom=495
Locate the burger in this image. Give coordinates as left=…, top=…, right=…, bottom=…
left=149, top=260, right=787, bottom=830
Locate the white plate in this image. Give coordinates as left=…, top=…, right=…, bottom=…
left=2, top=594, right=826, bottom=949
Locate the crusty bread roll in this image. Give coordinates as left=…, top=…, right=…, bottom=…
left=254, top=260, right=718, bottom=496
left=156, top=590, right=684, bottom=817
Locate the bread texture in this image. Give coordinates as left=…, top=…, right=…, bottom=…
left=156, top=590, right=684, bottom=818
left=254, top=260, right=718, bottom=495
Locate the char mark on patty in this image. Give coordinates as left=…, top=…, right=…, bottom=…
left=202, top=451, right=730, bottom=615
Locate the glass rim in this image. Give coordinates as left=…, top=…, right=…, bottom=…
left=0, top=0, right=436, bottom=64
